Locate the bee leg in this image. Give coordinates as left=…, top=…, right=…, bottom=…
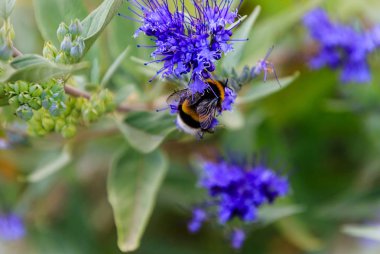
left=205, top=129, right=215, bottom=134
left=196, top=131, right=204, bottom=140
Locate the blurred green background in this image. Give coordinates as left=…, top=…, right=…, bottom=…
left=2, top=0, right=380, bottom=253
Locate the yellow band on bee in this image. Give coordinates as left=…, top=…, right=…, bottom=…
left=206, top=79, right=225, bottom=100
left=182, top=100, right=200, bottom=121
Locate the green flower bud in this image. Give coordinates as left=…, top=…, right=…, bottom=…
left=7, top=83, right=19, bottom=95
left=0, top=44, right=12, bottom=61
left=57, top=22, right=68, bottom=42
left=55, top=118, right=65, bottom=132
left=55, top=52, right=68, bottom=64
left=68, top=19, right=83, bottom=36
left=29, top=84, right=43, bottom=97
left=74, top=98, right=84, bottom=111
left=61, top=124, right=76, bottom=138
left=239, top=66, right=250, bottom=83
left=43, top=41, right=58, bottom=60
left=0, top=25, right=5, bottom=36
left=69, top=43, right=83, bottom=61
left=18, top=81, right=29, bottom=93
left=8, top=96, right=19, bottom=107
left=49, top=102, right=61, bottom=117
left=82, top=108, right=98, bottom=123
left=60, top=35, right=72, bottom=53
left=29, top=122, right=47, bottom=137
left=28, top=97, right=42, bottom=110
left=8, top=25, right=15, bottom=41
left=18, top=92, right=31, bottom=104
left=16, top=105, right=33, bottom=121
left=31, top=109, right=42, bottom=121
left=99, top=90, right=116, bottom=111
left=42, top=117, right=55, bottom=131
left=41, top=97, right=51, bottom=110
left=69, top=109, right=80, bottom=119
left=75, top=36, right=85, bottom=52
left=52, top=85, right=61, bottom=93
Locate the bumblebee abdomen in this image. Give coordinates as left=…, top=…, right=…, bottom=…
left=179, top=100, right=200, bottom=129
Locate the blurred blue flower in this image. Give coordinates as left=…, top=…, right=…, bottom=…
left=189, top=157, right=289, bottom=249
left=303, top=8, right=380, bottom=83
left=188, top=208, right=207, bottom=233
left=230, top=228, right=245, bottom=249
left=0, top=213, right=26, bottom=241
left=200, top=160, right=289, bottom=224
left=0, top=138, right=9, bottom=149
left=221, top=86, right=237, bottom=111
left=127, top=0, right=243, bottom=93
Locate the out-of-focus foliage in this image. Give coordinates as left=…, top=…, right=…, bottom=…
left=2, top=0, right=380, bottom=253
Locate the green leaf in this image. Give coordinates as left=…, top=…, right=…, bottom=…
left=108, top=147, right=168, bottom=252
left=236, top=71, right=299, bottom=104
left=0, top=97, right=8, bottom=106
left=0, top=0, right=16, bottom=19
left=221, top=6, right=261, bottom=71
left=107, top=2, right=151, bottom=85
left=115, top=111, right=176, bottom=154
left=0, top=54, right=89, bottom=83
left=27, top=145, right=71, bottom=182
left=277, top=217, right=323, bottom=252
left=342, top=225, right=380, bottom=241
left=81, top=0, right=123, bottom=55
left=258, top=204, right=304, bottom=226
left=33, top=0, right=88, bottom=43
left=240, top=0, right=323, bottom=67
left=101, top=46, right=130, bottom=87
left=219, top=108, right=245, bottom=130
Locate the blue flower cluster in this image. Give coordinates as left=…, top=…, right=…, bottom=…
left=304, top=8, right=380, bottom=83
left=128, top=0, right=243, bottom=93
left=0, top=213, right=25, bottom=241
left=188, top=158, right=289, bottom=249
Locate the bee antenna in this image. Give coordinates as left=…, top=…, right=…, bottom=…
left=196, top=132, right=204, bottom=140
left=206, top=82, right=219, bottom=98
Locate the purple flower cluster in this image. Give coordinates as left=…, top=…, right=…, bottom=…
left=0, top=213, right=25, bottom=241
left=128, top=0, right=243, bottom=93
left=304, top=8, right=380, bottom=83
left=188, top=158, right=289, bottom=248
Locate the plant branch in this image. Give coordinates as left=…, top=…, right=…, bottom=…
left=12, top=46, right=22, bottom=57
left=11, top=46, right=148, bottom=113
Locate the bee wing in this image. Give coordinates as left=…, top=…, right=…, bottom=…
left=196, top=99, right=218, bottom=130
left=166, top=89, right=201, bottom=106
left=166, top=89, right=189, bottom=104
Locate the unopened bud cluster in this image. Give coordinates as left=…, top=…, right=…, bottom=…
left=0, top=18, right=15, bottom=61
left=42, top=19, right=85, bottom=64
left=27, top=90, right=115, bottom=138
left=1, top=79, right=66, bottom=121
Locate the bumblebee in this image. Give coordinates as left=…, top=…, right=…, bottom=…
left=167, top=79, right=229, bottom=138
